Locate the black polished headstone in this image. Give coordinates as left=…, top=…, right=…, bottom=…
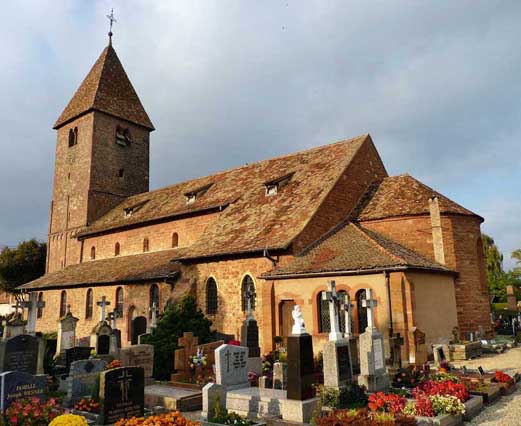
left=240, top=318, right=261, bottom=358
left=337, top=344, right=351, bottom=382
left=0, top=371, right=47, bottom=411
left=65, top=347, right=93, bottom=372
left=99, top=367, right=144, bottom=425
left=98, top=335, right=110, bottom=355
left=287, top=334, right=314, bottom=401
left=3, top=335, right=39, bottom=374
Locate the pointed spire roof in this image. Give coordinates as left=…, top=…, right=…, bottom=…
left=54, top=45, right=154, bottom=130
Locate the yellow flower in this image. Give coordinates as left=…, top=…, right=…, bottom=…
left=49, top=413, right=88, bottom=426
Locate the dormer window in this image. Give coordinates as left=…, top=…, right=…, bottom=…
left=123, top=200, right=148, bottom=218
left=265, top=173, right=294, bottom=196
left=115, top=126, right=132, bottom=147
left=184, top=183, right=213, bottom=205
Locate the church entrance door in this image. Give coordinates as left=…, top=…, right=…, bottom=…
left=131, top=316, right=147, bottom=345
left=279, top=300, right=295, bottom=347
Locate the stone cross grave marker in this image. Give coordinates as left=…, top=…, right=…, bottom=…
left=322, top=280, right=343, bottom=341
left=0, top=334, right=44, bottom=375
left=66, top=358, right=106, bottom=405
left=174, top=332, right=198, bottom=378
left=339, top=292, right=354, bottom=339
left=108, top=310, right=122, bottom=349
left=21, top=292, right=45, bottom=335
left=0, top=371, right=47, bottom=412
left=215, top=344, right=249, bottom=387
left=245, top=283, right=256, bottom=320
left=361, top=288, right=378, bottom=331
left=57, top=306, right=79, bottom=356
left=97, top=296, right=111, bottom=322
left=358, top=288, right=389, bottom=392
left=149, top=302, right=159, bottom=331
left=99, top=367, right=145, bottom=425
left=410, top=327, right=427, bottom=365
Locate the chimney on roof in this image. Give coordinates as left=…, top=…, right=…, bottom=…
left=429, top=196, right=446, bottom=265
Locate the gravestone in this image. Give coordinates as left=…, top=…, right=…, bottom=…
left=131, top=317, right=147, bottom=345
left=273, top=361, right=287, bottom=389
left=410, top=327, right=428, bottom=365
left=99, top=367, right=145, bottom=425
left=66, top=358, right=106, bottom=405
left=357, top=289, right=389, bottom=392
left=323, top=281, right=352, bottom=389
left=90, top=321, right=114, bottom=355
left=287, top=305, right=315, bottom=400
left=65, top=346, right=93, bottom=372
left=119, top=345, right=154, bottom=379
left=0, top=371, right=47, bottom=411
left=3, top=314, right=26, bottom=340
left=390, top=332, right=404, bottom=369
left=433, top=344, right=448, bottom=364
left=215, top=344, right=249, bottom=388
left=0, top=334, right=44, bottom=375
left=57, top=307, right=79, bottom=356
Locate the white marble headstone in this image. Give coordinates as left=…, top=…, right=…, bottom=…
left=215, top=344, right=249, bottom=387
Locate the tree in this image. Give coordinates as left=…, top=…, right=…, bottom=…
left=0, top=239, right=46, bottom=292
left=482, top=234, right=504, bottom=283
left=512, top=249, right=521, bottom=276
left=142, top=295, right=216, bottom=380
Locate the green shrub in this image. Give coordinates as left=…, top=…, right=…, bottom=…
left=142, top=295, right=216, bottom=380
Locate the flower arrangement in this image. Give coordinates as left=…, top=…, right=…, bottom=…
left=5, top=397, right=61, bottom=426
left=248, top=371, right=259, bottom=386
left=115, top=411, right=201, bottom=426
left=439, top=360, right=451, bottom=372
left=403, top=394, right=465, bottom=417
left=368, top=392, right=407, bottom=414
left=315, top=408, right=416, bottom=426
left=414, top=380, right=469, bottom=402
left=430, top=372, right=460, bottom=383
left=49, top=413, right=88, bottom=426
left=403, top=393, right=435, bottom=417
left=73, top=398, right=99, bottom=413
left=392, top=365, right=429, bottom=388
left=106, top=359, right=122, bottom=370
left=189, top=349, right=207, bottom=370
left=493, top=371, right=513, bottom=384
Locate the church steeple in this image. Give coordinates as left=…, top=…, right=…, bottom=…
left=54, top=45, right=154, bottom=131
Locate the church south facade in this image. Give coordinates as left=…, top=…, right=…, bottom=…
left=22, top=41, right=492, bottom=365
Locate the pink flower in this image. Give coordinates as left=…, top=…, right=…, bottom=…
left=10, top=416, right=18, bottom=424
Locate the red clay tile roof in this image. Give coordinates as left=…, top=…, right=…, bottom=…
left=80, top=135, right=372, bottom=261
left=353, top=174, right=480, bottom=222
left=19, top=249, right=181, bottom=290
left=263, top=222, right=454, bottom=278
left=54, top=45, right=154, bottom=130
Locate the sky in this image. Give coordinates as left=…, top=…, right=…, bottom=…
left=0, top=1, right=519, bottom=269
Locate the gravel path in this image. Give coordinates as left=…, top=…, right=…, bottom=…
left=453, top=346, right=521, bottom=425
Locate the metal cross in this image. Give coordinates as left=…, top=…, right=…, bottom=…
left=339, top=292, right=354, bottom=339
left=322, top=280, right=342, bottom=341
left=361, top=288, right=378, bottom=331
left=96, top=296, right=111, bottom=322
left=106, top=9, right=117, bottom=44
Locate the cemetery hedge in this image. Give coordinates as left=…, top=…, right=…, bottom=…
left=142, top=295, right=216, bottom=379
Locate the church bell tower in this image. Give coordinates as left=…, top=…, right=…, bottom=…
left=47, top=39, right=154, bottom=273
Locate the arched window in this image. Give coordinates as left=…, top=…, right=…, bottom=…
left=241, top=275, right=256, bottom=312
left=206, top=278, right=218, bottom=314
left=143, top=238, right=149, bottom=252
left=115, top=242, right=120, bottom=256
left=172, top=233, right=179, bottom=248
left=115, top=287, right=124, bottom=317
left=60, top=290, right=67, bottom=317
left=90, top=246, right=96, bottom=260
left=317, top=290, right=346, bottom=333
left=149, top=284, right=159, bottom=319
left=356, top=289, right=368, bottom=334
left=37, top=292, right=44, bottom=319
left=68, top=127, right=78, bottom=147
left=85, top=288, right=93, bottom=319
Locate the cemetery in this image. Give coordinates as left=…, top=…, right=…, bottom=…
left=0, top=284, right=515, bottom=425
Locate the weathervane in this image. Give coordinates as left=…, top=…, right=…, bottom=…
left=107, top=8, right=117, bottom=45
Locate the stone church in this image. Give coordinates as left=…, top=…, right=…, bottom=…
left=21, top=40, right=491, bottom=364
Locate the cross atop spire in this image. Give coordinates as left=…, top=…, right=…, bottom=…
left=107, top=8, right=117, bottom=46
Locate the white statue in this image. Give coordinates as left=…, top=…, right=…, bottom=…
left=291, top=305, right=307, bottom=335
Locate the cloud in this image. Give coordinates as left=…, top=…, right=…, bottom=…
left=0, top=1, right=519, bottom=264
